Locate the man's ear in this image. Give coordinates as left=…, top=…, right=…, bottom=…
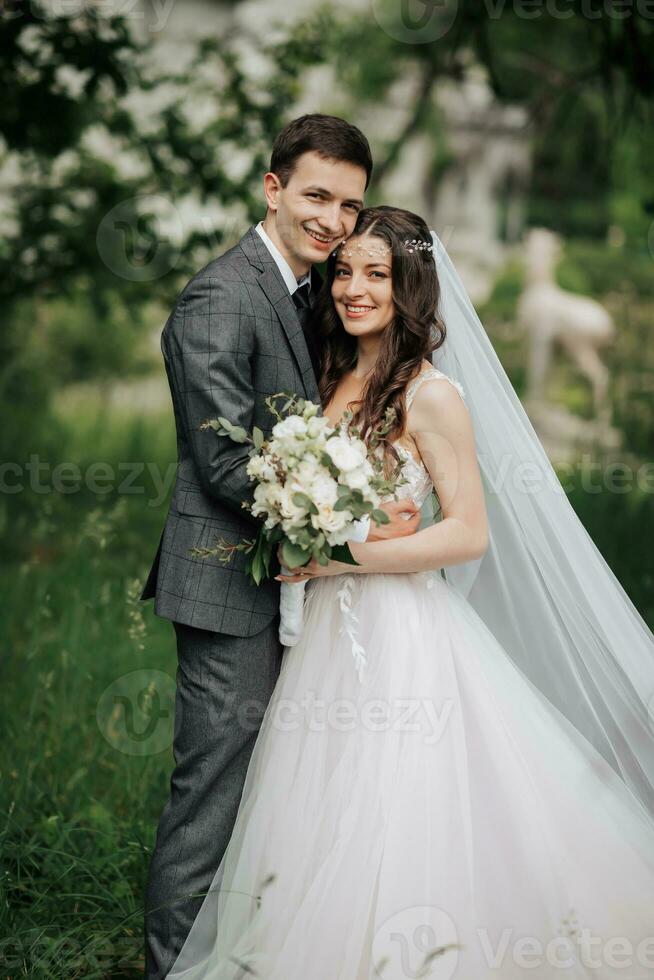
left=263, top=171, right=281, bottom=211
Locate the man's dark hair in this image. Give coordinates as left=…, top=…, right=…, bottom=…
left=270, top=114, right=373, bottom=189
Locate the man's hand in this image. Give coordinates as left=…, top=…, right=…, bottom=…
left=367, top=499, right=421, bottom=541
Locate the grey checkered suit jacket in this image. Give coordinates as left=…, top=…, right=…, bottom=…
left=140, top=225, right=321, bottom=637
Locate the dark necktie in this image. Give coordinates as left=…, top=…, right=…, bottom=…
left=292, top=282, right=319, bottom=374
left=293, top=282, right=312, bottom=325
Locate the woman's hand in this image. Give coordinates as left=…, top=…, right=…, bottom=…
left=274, top=552, right=359, bottom=583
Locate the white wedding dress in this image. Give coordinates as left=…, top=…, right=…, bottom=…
left=168, top=369, right=654, bottom=980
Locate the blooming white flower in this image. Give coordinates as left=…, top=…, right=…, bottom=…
left=303, top=401, right=320, bottom=419
left=340, top=467, right=369, bottom=492
left=307, top=415, right=333, bottom=440
left=309, top=473, right=339, bottom=508
left=278, top=486, right=310, bottom=529
left=324, top=436, right=367, bottom=473
left=251, top=481, right=287, bottom=523
left=247, top=454, right=276, bottom=483
left=311, top=504, right=351, bottom=544
left=272, top=416, right=308, bottom=440
left=311, top=504, right=352, bottom=534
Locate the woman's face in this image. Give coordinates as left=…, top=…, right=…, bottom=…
left=331, top=233, right=395, bottom=339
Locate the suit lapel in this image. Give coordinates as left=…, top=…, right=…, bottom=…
left=239, top=227, right=320, bottom=404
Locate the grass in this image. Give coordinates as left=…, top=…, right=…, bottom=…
left=1, top=408, right=176, bottom=979
left=1, top=396, right=652, bottom=978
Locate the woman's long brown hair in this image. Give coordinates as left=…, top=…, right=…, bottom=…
left=315, top=206, right=447, bottom=472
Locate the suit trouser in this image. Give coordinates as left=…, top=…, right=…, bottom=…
left=144, top=617, right=283, bottom=979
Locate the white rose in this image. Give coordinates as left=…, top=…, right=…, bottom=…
left=311, top=504, right=354, bottom=546
left=341, top=467, right=370, bottom=492
left=309, top=473, right=339, bottom=508
left=295, top=456, right=322, bottom=484
left=311, top=503, right=349, bottom=535
left=307, top=415, right=333, bottom=440
left=278, top=486, right=309, bottom=527
left=272, top=416, right=308, bottom=440
left=324, top=436, right=367, bottom=473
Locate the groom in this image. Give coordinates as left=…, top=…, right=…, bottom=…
left=140, top=113, right=421, bottom=978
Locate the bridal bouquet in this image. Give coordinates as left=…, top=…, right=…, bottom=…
left=193, top=393, right=403, bottom=646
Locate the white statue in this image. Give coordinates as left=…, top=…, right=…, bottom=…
left=517, top=228, right=615, bottom=424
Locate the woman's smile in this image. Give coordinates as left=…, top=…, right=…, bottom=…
left=344, top=303, right=377, bottom=318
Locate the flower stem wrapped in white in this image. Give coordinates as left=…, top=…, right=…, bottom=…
left=278, top=513, right=371, bottom=647
left=278, top=568, right=306, bottom=647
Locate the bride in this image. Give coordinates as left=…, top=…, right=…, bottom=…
left=167, top=207, right=654, bottom=979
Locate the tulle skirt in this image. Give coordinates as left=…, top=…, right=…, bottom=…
left=168, top=570, right=654, bottom=980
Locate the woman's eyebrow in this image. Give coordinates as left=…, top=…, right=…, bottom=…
left=335, top=261, right=391, bottom=270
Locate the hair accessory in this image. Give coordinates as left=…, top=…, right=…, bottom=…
left=404, top=239, right=434, bottom=254
left=333, top=238, right=434, bottom=258
left=335, top=242, right=392, bottom=258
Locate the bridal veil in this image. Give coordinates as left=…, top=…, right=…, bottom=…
left=429, top=229, right=654, bottom=826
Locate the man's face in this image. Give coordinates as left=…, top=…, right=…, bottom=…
left=263, top=151, right=367, bottom=275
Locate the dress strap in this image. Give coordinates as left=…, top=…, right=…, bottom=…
left=406, top=367, right=466, bottom=410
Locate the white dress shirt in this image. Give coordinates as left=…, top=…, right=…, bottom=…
left=255, top=221, right=311, bottom=295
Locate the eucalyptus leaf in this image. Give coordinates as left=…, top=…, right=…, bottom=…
left=253, top=427, right=265, bottom=450
left=292, top=492, right=318, bottom=515
left=229, top=426, right=249, bottom=444
left=250, top=548, right=264, bottom=585
left=295, top=528, right=314, bottom=549
left=281, top=539, right=311, bottom=570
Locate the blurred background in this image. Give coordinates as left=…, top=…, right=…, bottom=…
left=1, top=0, right=653, bottom=974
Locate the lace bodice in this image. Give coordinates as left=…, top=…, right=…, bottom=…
left=387, top=367, right=466, bottom=508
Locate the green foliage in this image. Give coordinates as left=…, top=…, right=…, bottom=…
left=561, top=463, right=654, bottom=628
left=328, top=543, right=359, bottom=566
left=478, top=260, right=525, bottom=320
left=281, top=538, right=311, bottom=571
left=559, top=239, right=654, bottom=299
left=476, top=261, right=528, bottom=397
left=477, top=234, right=654, bottom=454
left=1, top=407, right=177, bottom=977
